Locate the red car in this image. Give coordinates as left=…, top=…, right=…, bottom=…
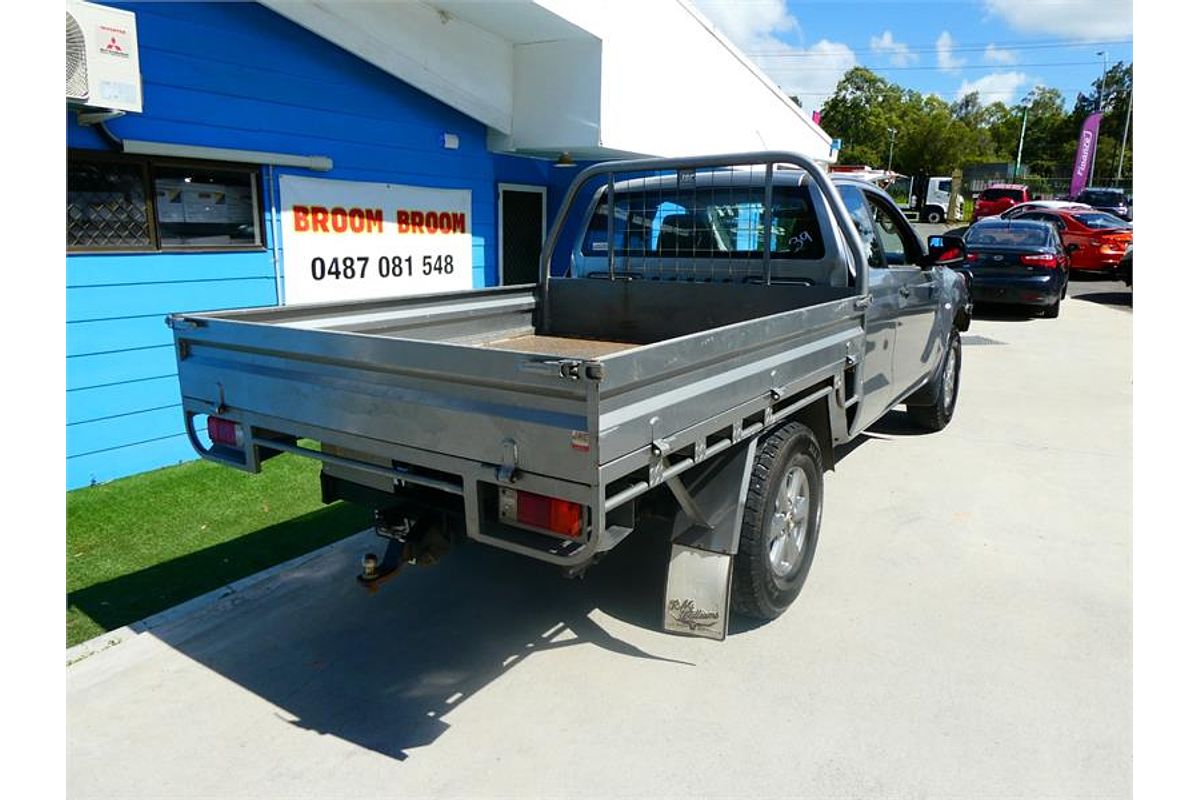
left=972, top=184, right=1032, bottom=222
left=1007, top=207, right=1132, bottom=272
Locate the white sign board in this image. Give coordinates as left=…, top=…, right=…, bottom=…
left=279, top=175, right=472, bottom=305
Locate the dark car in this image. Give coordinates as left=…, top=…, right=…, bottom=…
left=1074, top=187, right=1132, bottom=221
left=958, top=218, right=1072, bottom=318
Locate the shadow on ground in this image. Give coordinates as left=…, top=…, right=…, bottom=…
left=1068, top=271, right=1132, bottom=310
left=1072, top=291, right=1132, bottom=309
left=78, top=408, right=938, bottom=761
left=127, top=515, right=691, bottom=761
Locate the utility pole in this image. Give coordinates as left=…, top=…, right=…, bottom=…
left=1014, top=105, right=1028, bottom=180
left=1117, top=93, right=1132, bottom=181
left=886, top=127, right=897, bottom=172
left=1088, top=50, right=1108, bottom=187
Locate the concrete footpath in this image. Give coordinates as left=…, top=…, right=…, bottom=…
left=67, top=296, right=1131, bottom=799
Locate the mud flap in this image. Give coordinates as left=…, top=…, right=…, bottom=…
left=661, top=437, right=758, bottom=640
left=664, top=545, right=732, bottom=640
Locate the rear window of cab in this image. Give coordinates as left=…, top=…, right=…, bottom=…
left=581, top=184, right=826, bottom=260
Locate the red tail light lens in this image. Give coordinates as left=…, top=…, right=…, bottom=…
left=965, top=252, right=979, bottom=262
left=207, top=417, right=243, bottom=448
left=1020, top=253, right=1057, bottom=268
left=503, top=489, right=583, bottom=538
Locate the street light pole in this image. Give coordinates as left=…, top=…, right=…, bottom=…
left=1088, top=50, right=1108, bottom=187
left=886, top=127, right=896, bottom=172
left=1117, top=92, right=1132, bottom=181
left=1014, top=105, right=1028, bottom=180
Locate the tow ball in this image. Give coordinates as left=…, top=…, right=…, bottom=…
left=357, top=509, right=451, bottom=588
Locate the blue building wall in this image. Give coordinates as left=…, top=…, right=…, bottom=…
left=67, top=2, right=558, bottom=489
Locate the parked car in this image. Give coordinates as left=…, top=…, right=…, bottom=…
left=958, top=217, right=1071, bottom=317
left=1005, top=206, right=1132, bottom=274
left=971, top=184, right=1031, bottom=222
left=1074, top=187, right=1132, bottom=221
left=998, top=200, right=1090, bottom=219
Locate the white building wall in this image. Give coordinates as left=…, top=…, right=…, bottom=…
left=534, top=0, right=832, bottom=159
left=511, top=38, right=603, bottom=151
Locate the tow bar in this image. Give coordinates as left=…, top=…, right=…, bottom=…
left=357, top=508, right=452, bottom=589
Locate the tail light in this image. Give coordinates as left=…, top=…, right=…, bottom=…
left=1020, top=253, right=1057, bottom=268
left=207, top=416, right=244, bottom=448
left=499, top=488, right=582, bottom=538
left=1097, top=235, right=1128, bottom=253
left=966, top=252, right=980, bottom=262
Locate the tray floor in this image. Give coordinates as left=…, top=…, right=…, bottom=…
left=482, top=334, right=639, bottom=358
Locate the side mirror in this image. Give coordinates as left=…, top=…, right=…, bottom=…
left=924, top=234, right=966, bottom=268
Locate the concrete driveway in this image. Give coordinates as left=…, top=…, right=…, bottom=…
left=67, top=295, right=1131, bottom=799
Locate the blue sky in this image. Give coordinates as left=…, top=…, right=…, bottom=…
left=691, top=0, right=1133, bottom=111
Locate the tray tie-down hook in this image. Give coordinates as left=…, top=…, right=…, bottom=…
left=496, top=438, right=519, bottom=483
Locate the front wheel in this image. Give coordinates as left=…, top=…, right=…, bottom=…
left=731, top=422, right=823, bottom=620
left=924, top=208, right=944, bottom=224
left=907, top=329, right=961, bottom=431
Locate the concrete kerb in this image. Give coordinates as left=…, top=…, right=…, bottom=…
left=65, top=528, right=376, bottom=667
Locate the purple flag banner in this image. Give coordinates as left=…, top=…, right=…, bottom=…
left=1069, top=112, right=1103, bottom=198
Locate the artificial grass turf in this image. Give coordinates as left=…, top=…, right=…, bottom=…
left=66, top=448, right=372, bottom=647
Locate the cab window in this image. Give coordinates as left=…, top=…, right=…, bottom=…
left=865, top=194, right=920, bottom=266
left=835, top=185, right=885, bottom=269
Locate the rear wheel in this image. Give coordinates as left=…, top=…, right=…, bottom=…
left=907, top=329, right=961, bottom=431
left=731, top=422, right=823, bottom=620
left=925, top=208, right=944, bottom=224
left=1044, top=298, right=1061, bottom=318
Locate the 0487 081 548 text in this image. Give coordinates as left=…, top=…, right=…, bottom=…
left=309, top=254, right=455, bottom=281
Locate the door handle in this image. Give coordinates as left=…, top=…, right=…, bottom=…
left=899, top=286, right=912, bottom=298
left=854, top=295, right=873, bottom=310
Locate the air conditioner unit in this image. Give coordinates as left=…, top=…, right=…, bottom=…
left=66, top=0, right=142, bottom=113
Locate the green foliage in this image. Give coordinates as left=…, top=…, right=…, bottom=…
left=819, top=65, right=1132, bottom=186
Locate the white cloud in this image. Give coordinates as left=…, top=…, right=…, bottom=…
left=690, top=0, right=858, bottom=109
left=983, top=0, right=1132, bottom=39
left=690, top=0, right=799, bottom=51
left=937, top=31, right=965, bottom=72
left=870, top=30, right=917, bottom=67
left=984, top=44, right=1018, bottom=65
left=955, top=72, right=1029, bottom=105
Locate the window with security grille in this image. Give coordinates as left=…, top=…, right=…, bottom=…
left=67, top=151, right=264, bottom=253
left=67, top=158, right=152, bottom=250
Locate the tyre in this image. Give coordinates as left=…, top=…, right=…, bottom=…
left=925, top=208, right=944, bottom=224
left=731, top=422, right=823, bottom=620
left=907, top=329, right=961, bottom=431
left=1043, top=298, right=1060, bottom=318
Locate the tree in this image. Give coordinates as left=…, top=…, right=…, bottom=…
left=816, top=62, right=1131, bottom=184
left=819, top=67, right=906, bottom=166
